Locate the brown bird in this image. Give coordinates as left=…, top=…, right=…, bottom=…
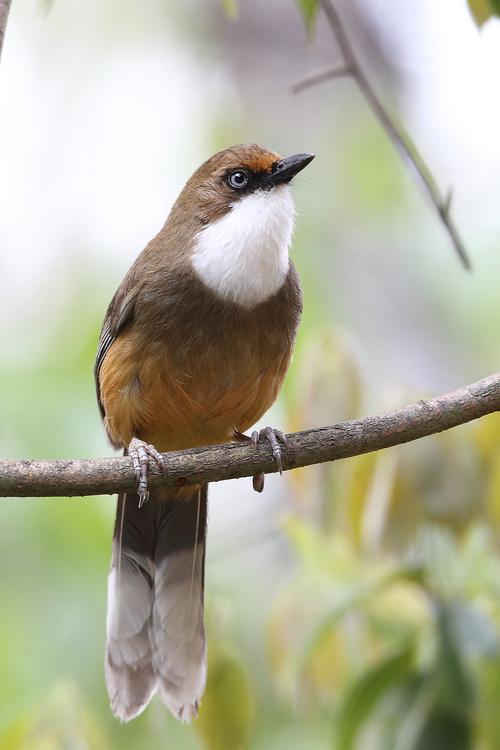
left=94, top=143, right=314, bottom=722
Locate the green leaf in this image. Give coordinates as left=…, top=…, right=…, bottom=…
left=282, top=515, right=335, bottom=573
left=297, top=565, right=423, bottom=677
left=433, top=602, right=475, bottom=712
left=467, top=0, right=500, bottom=26
left=220, top=0, right=238, bottom=19
left=40, top=0, right=56, bottom=13
left=0, top=682, right=108, bottom=750
left=336, top=645, right=415, bottom=750
left=196, top=648, right=254, bottom=750
left=296, top=0, right=319, bottom=34
left=394, top=601, right=477, bottom=750
left=411, top=707, right=472, bottom=750
left=475, top=657, right=500, bottom=749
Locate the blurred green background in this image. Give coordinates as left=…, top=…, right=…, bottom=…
left=1, top=1, right=500, bottom=748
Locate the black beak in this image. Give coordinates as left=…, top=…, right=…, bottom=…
left=265, top=152, right=315, bottom=187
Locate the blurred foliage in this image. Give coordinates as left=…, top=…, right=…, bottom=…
left=0, top=683, right=108, bottom=750
left=195, top=642, right=254, bottom=750
left=222, top=0, right=320, bottom=32
left=467, top=0, right=500, bottom=26
left=5, top=304, right=500, bottom=750
left=220, top=0, right=239, bottom=21
left=269, top=514, right=500, bottom=749
left=296, top=0, right=320, bottom=33
left=2, top=1, right=500, bottom=749
left=289, top=0, right=500, bottom=32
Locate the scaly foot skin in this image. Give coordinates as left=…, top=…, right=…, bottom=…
left=128, top=437, right=165, bottom=507
left=234, top=428, right=288, bottom=492
left=251, top=427, right=288, bottom=493
left=233, top=431, right=265, bottom=492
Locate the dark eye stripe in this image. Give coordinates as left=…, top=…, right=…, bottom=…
left=225, top=168, right=276, bottom=193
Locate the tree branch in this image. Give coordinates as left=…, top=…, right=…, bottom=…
left=0, top=0, right=11, bottom=63
left=293, top=0, right=472, bottom=271
left=0, top=372, right=498, bottom=498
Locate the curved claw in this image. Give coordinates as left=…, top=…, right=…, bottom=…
left=252, top=472, right=265, bottom=493
left=253, top=426, right=288, bottom=476
left=128, top=437, right=165, bottom=507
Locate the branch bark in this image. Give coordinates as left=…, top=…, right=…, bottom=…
left=1, top=372, right=498, bottom=498
left=0, top=0, right=11, bottom=62
left=293, top=0, right=472, bottom=271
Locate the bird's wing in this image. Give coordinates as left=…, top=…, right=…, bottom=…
left=94, top=273, right=140, bottom=420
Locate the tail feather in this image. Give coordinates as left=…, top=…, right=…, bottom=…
left=152, top=549, right=207, bottom=720
left=105, top=494, right=157, bottom=721
left=152, top=485, right=208, bottom=722
left=105, top=486, right=208, bottom=723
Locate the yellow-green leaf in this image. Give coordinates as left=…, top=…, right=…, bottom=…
left=196, top=648, right=254, bottom=750
left=296, top=0, right=319, bottom=34
left=467, top=0, right=500, bottom=26
left=0, top=682, right=108, bottom=750
left=220, top=0, right=238, bottom=19
left=336, top=645, right=415, bottom=750
left=297, top=566, right=422, bottom=680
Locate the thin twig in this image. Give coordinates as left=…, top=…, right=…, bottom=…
left=0, top=0, right=12, bottom=63
left=0, top=372, right=498, bottom=498
left=292, top=62, right=352, bottom=94
left=293, top=0, right=472, bottom=270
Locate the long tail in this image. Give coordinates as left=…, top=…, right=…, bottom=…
left=105, top=484, right=208, bottom=723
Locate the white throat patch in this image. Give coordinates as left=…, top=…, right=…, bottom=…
left=191, top=185, right=295, bottom=308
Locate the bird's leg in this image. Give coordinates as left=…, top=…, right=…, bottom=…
left=234, top=427, right=288, bottom=493
left=127, top=437, right=165, bottom=507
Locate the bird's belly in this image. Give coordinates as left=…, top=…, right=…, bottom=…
left=143, top=351, right=287, bottom=451
left=100, top=330, right=290, bottom=451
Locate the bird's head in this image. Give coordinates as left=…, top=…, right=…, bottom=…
left=176, top=143, right=314, bottom=225
left=169, top=144, right=315, bottom=307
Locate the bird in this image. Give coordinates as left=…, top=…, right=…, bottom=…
left=94, top=143, right=314, bottom=723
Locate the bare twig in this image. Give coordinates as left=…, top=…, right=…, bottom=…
left=0, top=372, right=498, bottom=498
left=294, top=0, right=472, bottom=270
left=0, top=0, right=12, bottom=62
left=292, top=62, right=352, bottom=94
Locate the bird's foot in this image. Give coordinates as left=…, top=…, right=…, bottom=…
left=233, top=431, right=265, bottom=492
left=252, top=426, right=288, bottom=474
left=251, top=426, right=288, bottom=493
left=234, top=427, right=288, bottom=492
left=128, top=437, right=165, bottom=507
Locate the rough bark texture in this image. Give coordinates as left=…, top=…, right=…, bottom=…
left=0, top=372, right=498, bottom=498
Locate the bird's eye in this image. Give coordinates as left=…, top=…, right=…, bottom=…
left=228, top=170, right=250, bottom=190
